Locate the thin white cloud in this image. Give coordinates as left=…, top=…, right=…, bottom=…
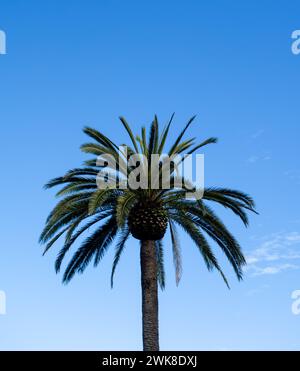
left=245, top=232, right=300, bottom=276
left=263, top=155, right=271, bottom=161
left=247, top=156, right=259, bottom=163
left=247, top=154, right=271, bottom=164
left=245, top=284, right=270, bottom=296
left=250, top=264, right=299, bottom=276
left=251, top=129, right=264, bottom=139
left=284, top=170, right=300, bottom=184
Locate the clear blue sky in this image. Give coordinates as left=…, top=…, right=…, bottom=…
left=0, top=0, right=300, bottom=350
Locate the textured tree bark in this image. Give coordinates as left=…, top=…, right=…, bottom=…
left=140, top=240, right=159, bottom=351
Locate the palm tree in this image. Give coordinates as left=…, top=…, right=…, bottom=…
left=40, top=115, right=257, bottom=351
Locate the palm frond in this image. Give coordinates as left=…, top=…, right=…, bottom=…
left=56, top=182, right=97, bottom=197
left=168, top=115, right=196, bottom=156
left=83, top=126, right=119, bottom=151
left=148, top=117, right=159, bottom=160
left=62, top=216, right=118, bottom=283
left=142, top=126, right=147, bottom=156
left=88, top=188, right=114, bottom=214
left=44, top=176, right=95, bottom=189
left=188, top=137, right=217, bottom=154
left=203, top=190, right=255, bottom=226
left=204, top=187, right=256, bottom=208
left=116, top=191, right=136, bottom=227
left=62, top=167, right=99, bottom=179
left=170, top=202, right=245, bottom=280
left=170, top=211, right=230, bottom=288
left=169, top=220, right=182, bottom=285
left=42, top=226, right=69, bottom=255
left=54, top=211, right=112, bottom=272
left=119, top=116, right=139, bottom=153
left=110, top=226, right=130, bottom=288
left=40, top=198, right=90, bottom=243
left=158, top=113, right=175, bottom=154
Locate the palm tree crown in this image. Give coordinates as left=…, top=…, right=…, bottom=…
left=40, top=115, right=256, bottom=289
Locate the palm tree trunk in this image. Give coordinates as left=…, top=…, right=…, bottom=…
left=140, top=240, right=159, bottom=351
